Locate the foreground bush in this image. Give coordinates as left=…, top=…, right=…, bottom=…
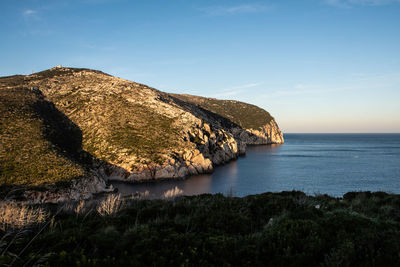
left=0, top=202, right=48, bottom=231
left=1, top=191, right=400, bottom=266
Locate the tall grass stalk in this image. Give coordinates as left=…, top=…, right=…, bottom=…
left=0, top=202, right=47, bottom=231
left=96, top=194, right=123, bottom=216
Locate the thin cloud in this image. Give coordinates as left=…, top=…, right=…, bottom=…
left=264, top=72, right=400, bottom=98
left=81, top=44, right=116, bottom=51
left=324, top=0, right=351, bottom=8
left=21, top=2, right=69, bottom=19
left=20, top=3, right=68, bottom=36
left=201, top=4, right=270, bottom=16
left=211, top=82, right=263, bottom=98
left=22, top=9, right=41, bottom=20
left=212, top=90, right=242, bottom=98
left=154, top=59, right=199, bottom=66
left=349, top=0, right=400, bottom=5
left=231, top=82, right=263, bottom=90
left=324, top=0, right=400, bottom=7
left=82, top=0, right=120, bottom=4
left=23, top=9, right=37, bottom=16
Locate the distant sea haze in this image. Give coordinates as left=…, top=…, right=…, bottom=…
left=113, top=134, right=400, bottom=198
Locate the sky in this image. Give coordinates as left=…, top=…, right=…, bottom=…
left=1, top=0, right=399, bottom=133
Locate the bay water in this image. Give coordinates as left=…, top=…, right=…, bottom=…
left=112, top=134, right=400, bottom=198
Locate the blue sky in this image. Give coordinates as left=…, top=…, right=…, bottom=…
left=1, top=0, right=399, bottom=133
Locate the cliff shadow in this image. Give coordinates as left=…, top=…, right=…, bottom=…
left=163, top=94, right=241, bottom=131
left=0, top=87, right=127, bottom=200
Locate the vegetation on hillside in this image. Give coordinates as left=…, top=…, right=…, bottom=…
left=1, top=191, right=400, bottom=266
left=51, top=89, right=181, bottom=166
left=105, top=101, right=180, bottom=165
left=1, top=68, right=184, bottom=186
left=1, top=67, right=280, bottom=188
left=0, top=87, right=86, bottom=185
left=174, top=94, right=274, bottom=130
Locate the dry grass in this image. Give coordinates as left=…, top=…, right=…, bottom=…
left=163, top=186, right=184, bottom=199
left=0, top=202, right=48, bottom=231
left=74, top=200, right=86, bottom=214
left=129, top=190, right=150, bottom=200
left=96, top=194, right=123, bottom=216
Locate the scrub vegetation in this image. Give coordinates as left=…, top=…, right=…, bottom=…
left=0, top=87, right=86, bottom=185
left=1, top=191, right=400, bottom=266
left=1, top=67, right=281, bottom=189
left=173, top=94, right=274, bottom=130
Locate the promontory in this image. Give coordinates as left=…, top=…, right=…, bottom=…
left=0, top=66, right=284, bottom=202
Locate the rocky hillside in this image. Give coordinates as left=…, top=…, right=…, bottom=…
left=0, top=66, right=284, bottom=202
left=172, top=94, right=284, bottom=144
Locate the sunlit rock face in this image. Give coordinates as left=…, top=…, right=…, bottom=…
left=236, top=120, right=285, bottom=145
left=1, top=66, right=284, bottom=202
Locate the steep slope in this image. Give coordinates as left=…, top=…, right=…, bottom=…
left=0, top=81, right=107, bottom=201
left=172, top=94, right=284, bottom=144
left=0, top=85, right=84, bottom=185
left=172, top=94, right=274, bottom=129
left=0, top=66, right=284, bottom=202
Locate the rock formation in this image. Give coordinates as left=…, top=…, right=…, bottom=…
left=0, top=67, right=284, bottom=202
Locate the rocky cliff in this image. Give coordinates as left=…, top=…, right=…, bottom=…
left=0, top=66, right=284, bottom=202
left=172, top=94, right=284, bottom=145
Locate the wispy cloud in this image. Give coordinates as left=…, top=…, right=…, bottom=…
left=23, top=9, right=37, bottom=16
left=231, top=82, right=263, bottom=90
left=211, top=82, right=263, bottom=98
left=20, top=3, right=68, bottom=36
left=212, top=90, right=242, bottom=98
left=21, top=8, right=46, bottom=35
left=324, top=0, right=351, bottom=8
left=324, top=0, right=400, bottom=8
left=263, top=72, right=400, bottom=98
left=22, top=9, right=42, bottom=20
left=82, top=0, right=123, bottom=4
left=81, top=43, right=116, bottom=51
left=153, top=59, right=199, bottom=66
left=350, top=0, right=400, bottom=5
left=201, top=4, right=270, bottom=16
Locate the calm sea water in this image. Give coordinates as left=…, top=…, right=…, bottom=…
left=112, top=134, right=400, bottom=198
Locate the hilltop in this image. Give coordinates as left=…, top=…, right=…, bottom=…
left=0, top=66, right=283, bottom=202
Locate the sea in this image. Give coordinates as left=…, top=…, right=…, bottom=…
left=112, top=134, right=400, bottom=198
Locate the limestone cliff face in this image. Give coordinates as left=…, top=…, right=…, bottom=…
left=236, top=120, right=285, bottom=145
left=1, top=66, right=284, bottom=201
left=103, top=115, right=243, bottom=182
left=104, top=101, right=284, bottom=182
left=171, top=94, right=284, bottom=145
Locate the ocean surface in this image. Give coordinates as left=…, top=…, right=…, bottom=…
left=112, top=134, right=400, bottom=198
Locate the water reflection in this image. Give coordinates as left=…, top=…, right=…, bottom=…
left=111, top=134, right=400, bottom=198
left=111, top=145, right=280, bottom=199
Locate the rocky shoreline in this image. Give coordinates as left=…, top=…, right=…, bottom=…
left=104, top=120, right=284, bottom=183
left=23, top=123, right=284, bottom=203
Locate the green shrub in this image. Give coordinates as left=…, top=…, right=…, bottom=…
left=2, top=192, right=400, bottom=266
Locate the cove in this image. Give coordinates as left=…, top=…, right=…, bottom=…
left=111, top=134, right=400, bottom=198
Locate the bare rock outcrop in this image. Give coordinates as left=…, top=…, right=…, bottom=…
left=23, top=172, right=113, bottom=203
left=234, top=120, right=284, bottom=145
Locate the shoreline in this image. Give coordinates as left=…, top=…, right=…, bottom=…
left=106, top=143, right=284, bottom=186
